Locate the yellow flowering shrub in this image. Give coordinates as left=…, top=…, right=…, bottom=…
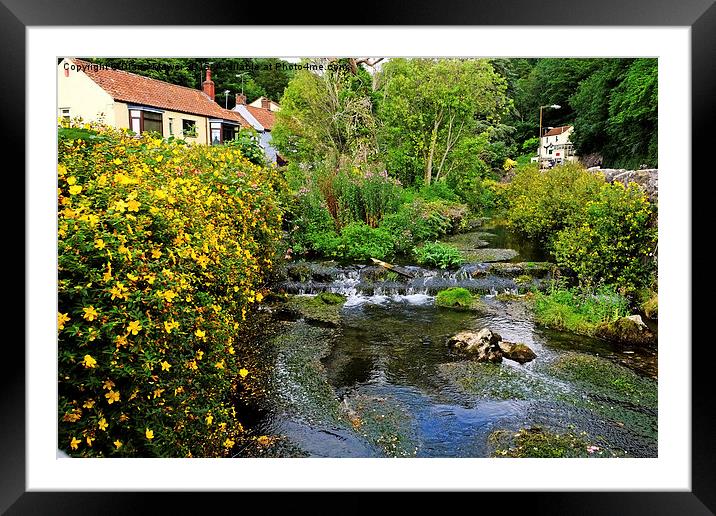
left=57, top=124, right=282, bottom=457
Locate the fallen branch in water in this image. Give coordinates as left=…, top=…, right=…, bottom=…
left=370, top=258, right=416, bottom=278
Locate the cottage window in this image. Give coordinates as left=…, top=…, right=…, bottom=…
left=182, top=120, right=197, bottom=138
left=222, top=124, right=237, bottom=143
left=143, top=111, right=163, bottom=135
left=129, top=108, right=163, bottom=136
left=168, top=118, right=174, bottom=136
left=60, top=108, right=71, bottom=122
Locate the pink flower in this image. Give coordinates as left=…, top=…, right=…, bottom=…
left=586, top=445, right=600, bottom=454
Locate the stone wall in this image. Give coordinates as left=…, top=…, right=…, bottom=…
left=588, top=168, right=658, bottom=202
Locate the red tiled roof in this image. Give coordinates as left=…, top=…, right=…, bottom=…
left=543, top=125, right=572, bottom=137
left=246, top=105, right=276, bottom=130
left=70, top=59, right=250, bottom=127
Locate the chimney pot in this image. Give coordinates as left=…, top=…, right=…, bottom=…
left=236, top=93, right=246, bottom=106
left=261, top=97, right=271, bottom=110
left=202, top=67, right=215, bottom=101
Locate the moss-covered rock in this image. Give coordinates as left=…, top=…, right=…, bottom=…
left=641, top=292, right=658, bottom=320
left=282, top=293, right=347, bottom=327
left=435, top=287, right=486, bottom=310
left=596, top=315, right=656, bottom=346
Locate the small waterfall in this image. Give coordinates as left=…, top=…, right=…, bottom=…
left=278, top=259, right=541, bottom=302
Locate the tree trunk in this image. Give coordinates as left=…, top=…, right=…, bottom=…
left=425, top=116, right=441, bottom=186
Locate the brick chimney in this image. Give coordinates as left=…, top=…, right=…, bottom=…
left=202, top=67, right=215, bottom=101
left=235, top=93, right=246, bottom=106
left=261, top=97, right=271, bottom=110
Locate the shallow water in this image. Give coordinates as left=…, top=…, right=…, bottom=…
left=258, top=222, right=657, bottom=458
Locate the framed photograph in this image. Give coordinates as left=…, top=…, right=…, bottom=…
left=9, top=0, right=712, bottom=512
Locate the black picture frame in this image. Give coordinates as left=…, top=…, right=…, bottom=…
left=6, top=0, right=712, bottom=513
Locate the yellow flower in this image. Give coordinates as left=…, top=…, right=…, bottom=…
left=70, top=436, right=81, bottom=450
left=223, top=438, right=235, bottom=448
left=113, top=158, right=122, bottom=165
left=187, top=360, right=198, bottom=371
left=239, top=368, right=249, bottom=378
left=58, top=312, right=70, bottom=330
left=257, top=435, right=271, bottom=446
left=205, top=414, right=213, bottom=426
left=105, top=390, right=120, bottom=404
left=69, top=185, right=82, bottom=195
left=103, top=379, right=115, bottom=390
left=126, top=272, right=139, bottom=281
left=255, top=292, right=264, bottom=302
left=214, top=360, right=224, bottom=370
left=151, top=249, right=162, bottom=259
left=194, top=328, right=206, bottom=340
left=114, top=440, right=123, bottom=449
left=82, top=306, right=98, bottom=321
left=86, top=436, right=95, bottom=446
left=164, top=319, right=179, bottom=333
left=127, top=320, right=142, bottom=335
left=82, top=355, right=97, bottom=368
left=103, top=262, right=113, bottom=283
left=127, top=199, right=141, bottom=212
left=146, top=428, right=154, bottom=440
left=195, top=350, right=204, bottom=360
left=163, top=290, right=177, bottom=303
left=155, top=154, right=164, bottom=162
left=160, top=360, right=171, bottom=371
left=153, top=388, right=164, bottom=399
left=94, top=239, right=106, bottom=250
left=112, top=199, right=129, bottom=213
left=82, top=400, right=95, bottom=409
left=98, top=418, right=108, bottom=431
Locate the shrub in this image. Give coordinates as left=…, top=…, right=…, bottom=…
left=335, top=222, right=395, bottom=261
left=57, top=124, right=282, bottom=457
left=552, top=182, right=657, bottom=293
left=380, top=198, right=468, bottom=254
left=503, top=163, right=605, bottom=239
left=413, top=242, right=464, bottom=269
left=222, top=128, right=266, bottom=166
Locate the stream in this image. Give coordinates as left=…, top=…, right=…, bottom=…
left=248, top=221, right=657, bottom=458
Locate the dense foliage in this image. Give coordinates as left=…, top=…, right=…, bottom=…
left=502, top=163, right=657, bottom=293
left=57, top=125, right=283, bottom=457
left=377, top=58, right=510, bottom=186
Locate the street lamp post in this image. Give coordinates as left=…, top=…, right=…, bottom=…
left=235, top=73, right=247, bottom=95
left=223, top=90, right=230, bottom=109
left=538, top=104, right=561, bottom=167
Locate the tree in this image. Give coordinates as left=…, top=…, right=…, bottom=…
left=376, top=58, right=509, bottom=186
left=272, top=60, right=377, bottom=167
left=569, top=60, right=629, bottom=157
left=606, top=58, right=658, bottom=168
left=570, top=58, right=657, bottom=168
